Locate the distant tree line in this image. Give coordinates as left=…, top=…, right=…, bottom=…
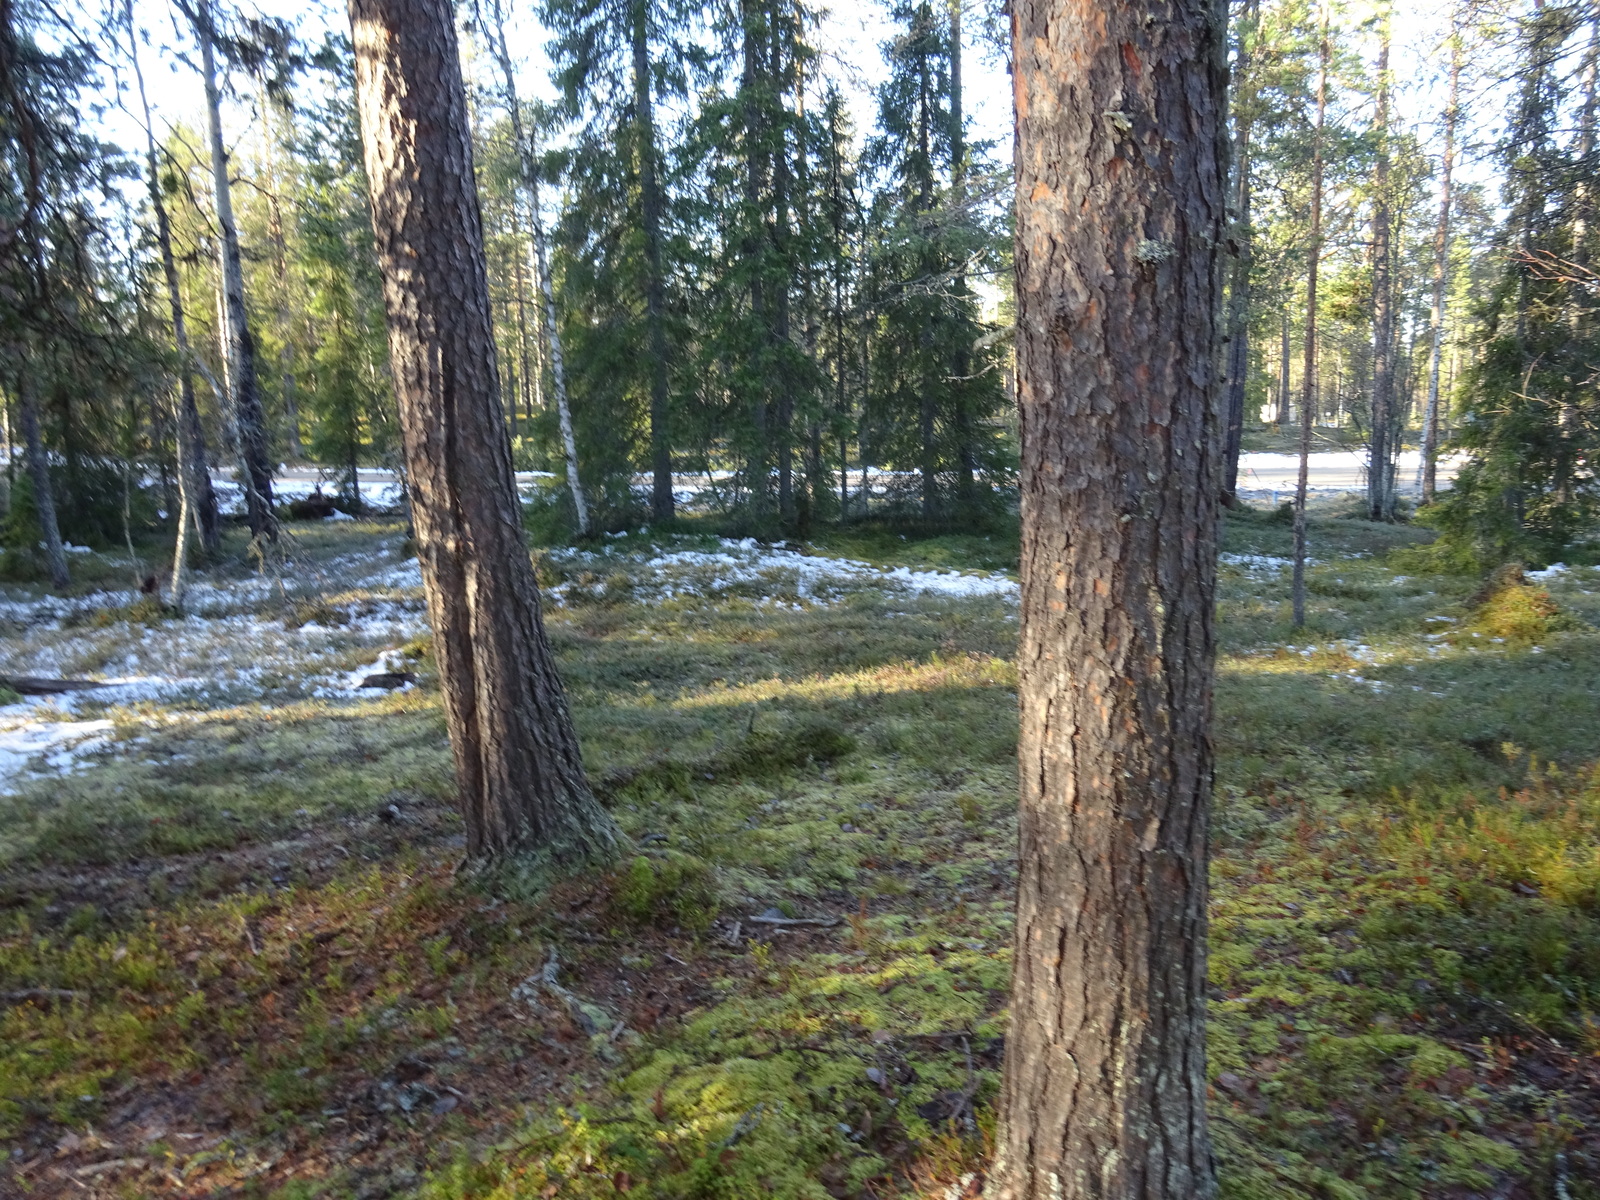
left=0, top=0, right=1598, bottom=577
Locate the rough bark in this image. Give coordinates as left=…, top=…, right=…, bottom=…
left=127, top=0, right=220, bottom=556
left=1366, top=21, right=1395, bottom=522
left=1419, top=16, right=1461, bottom=503
left=348, top=0, right=622, bottom=866
left=482, top=0, right=590, bottom=537
left=17, top=368, right=68, bottom=589
left=194, top=0, right=275, bottom=540
left=632, top=0, right=674, bottom=524
left=1293, top=21, right=1329, bottom=629
left=992, top=0, right=1227, bottom=1194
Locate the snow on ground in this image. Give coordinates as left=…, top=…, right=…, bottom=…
left=0, top=522, right=1476, bottom=795
left=0, top=535, right=1025, bottom=794
left=544, top=538, right=1018, bottom=607
left=1220, top=552, right=1298, bottom=574
left=0, top=712, right=114, bottom=783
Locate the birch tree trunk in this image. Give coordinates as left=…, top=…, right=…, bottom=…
left=348, top=0, right=621, bottom=867
left=1419, top=19, right=1461, bottom=502
left=1293, top=18, right=1330, bottom=629
left=192, top=0, right=275, bottom=540
left=127, top=0, right=220, bottom=557
left=481, top=0, right=590, bottom=537
left=992, top=0, right=1227, bottom=1193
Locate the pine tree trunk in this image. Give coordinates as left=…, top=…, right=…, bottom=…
left=1366, top=22, right=1395, bottom=522
left=482, top=0, right=589, bottom=537
left=992, top=0, right=1227, bottom=1193
left=771, top=18, right=795, bottom=526
left=128, top=0, right=220, bottom=556
left=632, top=0, right=674, bottom=524
left=1278, top=309, right=1290, bottom=426
left=1222, top=0, right=1256, bottom=507
left=17, top=368, right=68, bottom=589
left=195, top=0, right=275, bottom=540
left=348, top=0, right=622, bottom=867
left=1419, top=18, right=1461, bottom=503
left=949, top=0, right=978, bottom=507
left=740, top=0, right=770, bottom=514
left=1293, top=20, right=1330, bottom=629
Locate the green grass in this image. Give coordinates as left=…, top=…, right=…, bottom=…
left=3, top=508, right=1599, bottom=1197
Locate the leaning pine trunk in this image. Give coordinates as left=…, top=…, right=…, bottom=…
left=348, top=0, right=621, bottom=867
left=991, top=0, right=1227, bottom=1194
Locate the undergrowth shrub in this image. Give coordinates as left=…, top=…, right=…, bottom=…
left=1462, top=564, right=1586, bottom=645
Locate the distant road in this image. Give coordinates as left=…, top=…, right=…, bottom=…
left=1233, top=450, right=1462, bottom=498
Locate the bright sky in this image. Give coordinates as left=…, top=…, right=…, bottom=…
left=109, top=0, right=1013, bottom=176
left=101, top=0, right=1532, bottom=232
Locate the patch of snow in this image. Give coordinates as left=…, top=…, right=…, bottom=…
left=1220, top=552, right=1299, bottom=573
left=1528, top=563, right=1569, bottom=580
left=545, top=539, right=1018, bottom=608
left=0, top=714, right=115, bottom=792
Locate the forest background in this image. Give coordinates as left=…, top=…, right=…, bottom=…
left=4, top=0, right=1597, bottom=569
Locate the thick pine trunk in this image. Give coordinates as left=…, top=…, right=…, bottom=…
left=993, top=0, right=1226, bottom=1195
left=195, top=0, right=275, bottom=541
left=632, top=0, right=674, bottom=524
left=348, top=0, right=621, bottom=867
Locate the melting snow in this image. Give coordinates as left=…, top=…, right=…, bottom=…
left=0, top=710, right=114, bottom=791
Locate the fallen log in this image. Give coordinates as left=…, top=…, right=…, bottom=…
left=0, top=676, right=106, bottom=696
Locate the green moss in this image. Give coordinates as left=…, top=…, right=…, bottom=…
left=614, top=851, right=720, bottom=933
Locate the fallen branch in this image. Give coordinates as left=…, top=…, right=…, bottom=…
left=746, top=915, right=842, bottom=928
left=4, top=988, right=82, bottom=1004
left=0, top=676, right=105, bottom=695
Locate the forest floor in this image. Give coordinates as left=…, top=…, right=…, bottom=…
left=1, top=502, right=1598, bottom=1199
